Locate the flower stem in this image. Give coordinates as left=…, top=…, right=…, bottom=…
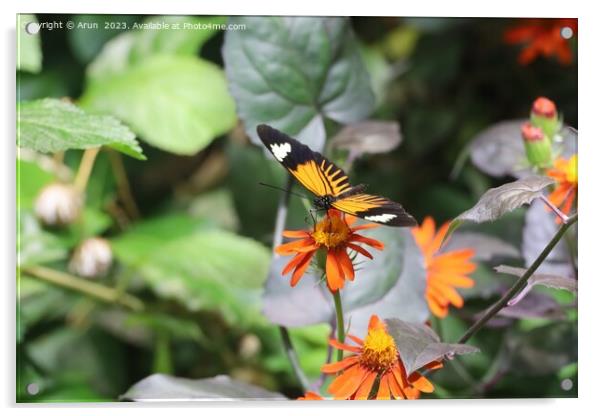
left=270, top=176, right=310, bottom=390
left=74, top=147, right=101, bottom=192
left=332, top=290, right=345, bottom=362
left=108, top=150, right=140, bottom=220
left=20, top=265, right=144, bottom=311
left=539, top=195, right=570, bottom=224
left=457, top=213, right=577, bottom=344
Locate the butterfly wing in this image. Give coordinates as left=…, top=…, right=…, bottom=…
left=332, top=193, right=417, bottom=226
left=257, top=124, right=416, bottom=227
left=257, top=124, right=352, bottom=197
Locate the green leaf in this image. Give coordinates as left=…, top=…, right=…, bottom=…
left=444, top=176, right=555, bottom=243
left=18, top=212, right=68, bottom=267
left=385, top=318, right=480, bottom=374
left=80, top=55, right=236, bottom=155
left=121, top=374, right=286, bottom=401
left=223, top=16, right=375, bottom=151
left=18, top=98, right=145, bottom=160
left=87, top=15, right=226, bottom=78
left=17, top=14, right=42, bottom=73
left=111, top=215, right=271, bottom=324
left=262, top=227, right=429, bottom=335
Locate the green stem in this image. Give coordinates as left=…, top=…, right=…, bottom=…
left=332, top=290, right=345, bottom=362
left=457, top=213, right=577, bottom=344
left=20, top=265, right=144, bottom=311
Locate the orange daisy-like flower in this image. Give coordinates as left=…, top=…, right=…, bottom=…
left=275, top=209, right=384, bottom=292
left=412, top=217, right=476, bottom=318
left=503, top=18, right=577, bottom=65
left=321, top=315, right=441, bottom=400
left=546, top=155, right=578, bottom=216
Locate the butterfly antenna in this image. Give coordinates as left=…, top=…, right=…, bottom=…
left=259, top=182, right=310, bottom=201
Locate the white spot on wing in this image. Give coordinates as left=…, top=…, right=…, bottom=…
left=364, top=213, right=397, bottom=223
left=270, top=143, right=292, bottom=162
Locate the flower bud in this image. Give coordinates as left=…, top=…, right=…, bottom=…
left=521, top=122, right=552, bottom=168
left=69, top=237, right=113, bottom=279
left=530, top=96, right=560, bottom=138
left=34, top=183, right=83, bottom=227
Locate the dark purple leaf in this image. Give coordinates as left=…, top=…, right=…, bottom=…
left=385, top=318, right=479, bottom=374
left=499, top=291, right=566, bottom=320
left=331, top=120, right=401, bottom=155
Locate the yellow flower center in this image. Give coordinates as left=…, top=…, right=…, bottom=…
left=311, top=214, right=350, bottom=249
left=359, top=327, right=398, bottom=372
left=565, top=155, right=578, bottom=184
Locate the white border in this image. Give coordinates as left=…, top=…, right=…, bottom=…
left=3, top=1, right=601, bottom=415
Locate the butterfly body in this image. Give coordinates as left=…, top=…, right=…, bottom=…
left=257, top=124, right=416, bottom=227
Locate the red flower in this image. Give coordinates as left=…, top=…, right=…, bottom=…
left=504, top=18, right=577, bottom=65
left=275, top=209, right=384, bottom=292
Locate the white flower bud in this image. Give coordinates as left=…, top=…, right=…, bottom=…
left=238, top=334, right=262, bottom=359
left=69, top=237, right=113, bottom=279
left=34, top=183, right=83, bottom=227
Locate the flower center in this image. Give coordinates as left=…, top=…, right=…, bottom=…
left=359, top=327, right=398, bottom=372
left=312, top=214, right=350, bottom=249
left=566, top=155, right=577, bottom=184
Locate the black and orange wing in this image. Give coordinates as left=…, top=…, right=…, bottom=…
left=257, top=124, right=416, bottom=227
left=257, top=124, right=352, bottom=197
left=331, top=192, right=417, bottom=227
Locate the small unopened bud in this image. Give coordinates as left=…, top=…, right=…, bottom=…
left=69, top=237, right=113, bottom=279
left=238, top=334, right=261, bottom=360
left=530, top=96, right=560, bottom=139
left=531, top=97, right=557, bottom=119
left=34, top=183, right=83, bottom=227
left=521, top=122, right=552, bottom=168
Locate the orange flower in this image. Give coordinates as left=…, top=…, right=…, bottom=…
left=321, top=315, right=441, bottom=400
left=546, top=155, right=578, bottom=216
left=412, top=217, right=476, bottom=318
left=275, top=209, right=384, bottom=292
left=297, top=392, right=324, bottom=400
left=503, top=18, right=577, bottom=65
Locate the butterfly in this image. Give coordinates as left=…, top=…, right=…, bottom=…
left=257, top=124, right=417, bottom=227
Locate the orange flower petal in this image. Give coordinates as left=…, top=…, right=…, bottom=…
left=353, top=370, right=377, bottom=400
left=426, top=294, right=448, bottom=318
left=321, top=356, right=359, bottom=374
left=336, top=248, right=355, bottom=281
left=326, top=250, right=345, bottom=291
left=386, top=372, right=405, bottom=399
left=350, top=223, right=380, bottom=232
left=368, top=314, right=385, bottom=331
left=408, top=372, right=434, bottom=393
left=349, top=234, right=385, bottom=250
left=328, top=339, right=362, bottom=353
left=376, top=375, right=391, bottom=400
left=328, top=365, right=369, bottom=400
left=346, top=243, right=374, bottom=259
left=282, top=230, right=310, bottom=239
left=275, top=238, right=316, bottom=255
left=430, top=272, right=475, bottom=288
left=282, top=251, right=312, bottom=276
left=347, top=334, right=364, bottom=346
left=290, top=251, right=315, bottom=286
left=429, top=280, right=464, bottom=307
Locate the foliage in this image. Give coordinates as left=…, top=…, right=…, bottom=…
left=16, top=14, right=577, bottom=402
